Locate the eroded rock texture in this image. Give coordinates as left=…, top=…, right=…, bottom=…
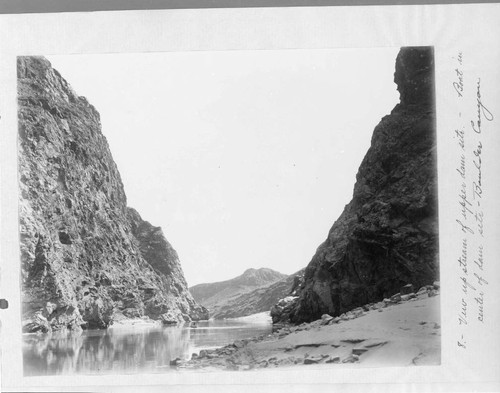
left=18, top=56, right=208, bottom=333
left=279, top=47, right=438, bottom=324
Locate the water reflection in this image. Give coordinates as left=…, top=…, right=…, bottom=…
left=23, top=320, right=272, bottom=376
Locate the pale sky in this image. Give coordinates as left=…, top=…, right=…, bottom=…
left=46, top=47, right=400, bottom=286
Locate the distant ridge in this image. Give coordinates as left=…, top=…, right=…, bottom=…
left=210, top=269, right=305, bottom=319
left=189, top=268, right=287, bottom=318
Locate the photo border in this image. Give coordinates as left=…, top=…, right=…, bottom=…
left=1, top=3, right=500, bottom=392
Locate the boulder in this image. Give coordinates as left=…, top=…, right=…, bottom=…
left=342, top=354, right=360, bottom=363
left=390, top=294, right=402, bottom=303
left=258, top=360, right=269, bottom=368
left=417, top=286, right=428, bottom=295
left=428, top=289, right=438, bottom=297
left=373, top=302, right=385, bottom=309
left=321, top=314, right=334, bottom=324
left=233, top=340, right=245, bottom=348
left=304, top=356, right=323, bottom=364
left=401, top=293, right=416, bottom=301
left=270, top=296, right=299, bottom=324
left=169, top=357, right=182, bottom=366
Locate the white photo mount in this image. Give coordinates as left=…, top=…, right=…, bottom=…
left=1, top=4, right=500, bottom=392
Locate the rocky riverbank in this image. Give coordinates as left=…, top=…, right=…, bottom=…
left=173, top=283, right=440, bottom=371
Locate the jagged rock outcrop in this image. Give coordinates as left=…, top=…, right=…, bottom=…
left=18, top=56, right=208, bottom=333
left=189, top=268, right=287, bottom=318
left=274, top=47, right=438, bottom=324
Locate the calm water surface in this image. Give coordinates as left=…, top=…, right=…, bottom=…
left=23, top=320, right=272, bottom=376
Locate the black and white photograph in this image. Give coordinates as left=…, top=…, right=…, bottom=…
left=17, top=45, right=439, bottom=376
left=1, top=3, right=500, bottom=392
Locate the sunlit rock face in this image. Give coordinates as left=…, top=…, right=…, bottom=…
left=18, top=56, right=208, bottom=333
left=275, top=47, right=438, bottom=324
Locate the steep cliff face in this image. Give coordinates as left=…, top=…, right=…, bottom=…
left=278, top=47, right=438, bottom=324
left=126, top=208, right=208, bottom=322
left=18, top=56, right=208, bottom=333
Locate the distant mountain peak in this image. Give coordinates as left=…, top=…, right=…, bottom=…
left=189, top=267, right=288, bottom=316
left=236, top=267, right=286, bottom=285
left=242, top=267, right=278, bottom=276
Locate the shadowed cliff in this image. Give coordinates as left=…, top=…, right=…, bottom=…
left=273, top=47, right=438, bottom=324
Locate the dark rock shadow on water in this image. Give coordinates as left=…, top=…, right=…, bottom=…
left=23, top=321, right=271, bottom=376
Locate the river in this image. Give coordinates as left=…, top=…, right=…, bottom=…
left=23, top=319, right=272, bottom=376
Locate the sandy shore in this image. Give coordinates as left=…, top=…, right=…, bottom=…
left=178, top=289, right=440, bottom=371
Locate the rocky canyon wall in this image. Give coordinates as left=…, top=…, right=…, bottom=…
left=275, top=47, right=439, bottom=324
left=18, top=56, right=208, bottom=333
